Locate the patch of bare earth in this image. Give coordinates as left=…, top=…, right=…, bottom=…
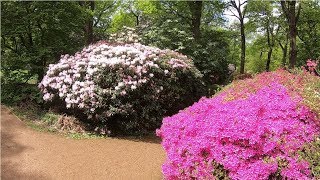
left=1, top=106, right=165, bottom=180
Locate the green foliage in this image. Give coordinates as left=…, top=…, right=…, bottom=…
left=41, top=112, right=60, bottom=126
left=1, top=83, right=43, bottom=106
left=246, top=36, right=283, bottom=73
left=302, top=73, right=320, bottom=118
left=66, top=132, right=104, bottom=140
left=8, top=104, right=105, bottom=139
left=1, top=1, right=88, bottom=84
left=107, top=0, right=230, bottom=85
left=141, top=21, right=231, bottom=85
left=109, top=9, right=136, bottom=33
left=297, top=1, right=320, bottom=63
left=92, top=1, right=119, bottom=40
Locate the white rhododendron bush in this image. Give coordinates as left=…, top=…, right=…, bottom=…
left=39, top=41, right=205, bottom=135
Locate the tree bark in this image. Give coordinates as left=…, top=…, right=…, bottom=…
left=265, top=19, right=274, bottom=72
left=240, top=19, right=246, bottom=74
left=80, top=1, right=95, bottom=45
left=230, top=0, right=246, bottom=74
left=280, top=42, right=288, bottom=67
left=281, top=0, right=300, bottom=69
left=131, top=11, right=139, bottom=26
left=288, top=1, right=297, bottom=69
left=87, top=1, right=95, bottom=45
left=188, top=1, right=203, bottom=41
left=266, top=48, right=273, bottom=71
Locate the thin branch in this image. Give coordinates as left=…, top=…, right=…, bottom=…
left=240, top=0, right=247, bottom=7
left=229, top=0, right=242, bottom=20
left=297, top=32, right=305, bottom=43
left=94, top=1, right=115, bottom=27
left=226, top=11, right=240, bottom=20
left=278, top=41, right=285, bottom=50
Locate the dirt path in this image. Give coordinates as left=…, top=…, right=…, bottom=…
left=1, top=106, right=165, bottom=180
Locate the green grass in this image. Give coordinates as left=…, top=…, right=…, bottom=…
left=7, top=105, right=106, bottom=139
left=66, top=132, right=105, bottom=140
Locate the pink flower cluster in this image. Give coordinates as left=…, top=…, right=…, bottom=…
left=304, top=59, right=319, bottom=76
left=39, top=41, right=198, bottom=115
left=157, top=72, right=320, bottom=179
left=307, top=59, right=318, bottom=70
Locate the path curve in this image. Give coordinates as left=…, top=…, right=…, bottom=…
left=1, top=106, right=165, bottom=180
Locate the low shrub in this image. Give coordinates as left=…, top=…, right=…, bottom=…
left=55, top=115, right=88, bottom=134
left=1, top=83, right=43, bottom=106
left=39, top=41, right=205, bottom=135
left=157, top=69, right=320, bottom=179
left=299, top=137, right=320, bottom=178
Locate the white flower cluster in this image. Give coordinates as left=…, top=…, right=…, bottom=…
left=39, top=41, right=194, bottom=114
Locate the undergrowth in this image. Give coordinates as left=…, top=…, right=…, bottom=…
left=7, top=104, right=105, bottom=139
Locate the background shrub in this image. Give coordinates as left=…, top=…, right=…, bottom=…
left=141, top=21, right=231, bottom=85
left=39, top=41, right=205, bottom=135
left=1, top=83, right=43, bottom=106
left=157, top=69, right=320, bottom=179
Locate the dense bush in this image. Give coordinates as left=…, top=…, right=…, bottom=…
left=299, top=137, right=320, bottom=178
left=157, top=69, right=320, bottom=179
left=1, top=83, right=43, bottom=106
left=141, top=20, right=231, bottom=85
left=39, top=41, right=205, bottom=135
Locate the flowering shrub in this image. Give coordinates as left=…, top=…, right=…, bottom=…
left=303, top=59, right=320, bottom=77
left=299, top=137, right=320, bottom=178
left=157, top=69, right=320, bottom=179
left=39, top=41, right=205, bottom=135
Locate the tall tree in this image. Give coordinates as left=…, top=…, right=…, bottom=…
left=247, top=1, right=279, bottom=71
left=187, top=1, right=203, bottom=40
left=277, top=18, right=289, bottom=67
left=297, top=1, right=320, bottom=62
left=230, top=0, right=247, bottom=74
left=79, top=1, right=95, bottom=45
left=92, top=1, right=119, bottom=40
left=280, top=0, right=301, bottom=69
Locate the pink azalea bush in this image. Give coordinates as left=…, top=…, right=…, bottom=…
left=39, top=41, right=205, bottom=135
left=157, top=69, right=320, bottom=179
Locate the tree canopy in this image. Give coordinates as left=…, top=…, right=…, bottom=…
left=1, top=0, right=319, bottom=86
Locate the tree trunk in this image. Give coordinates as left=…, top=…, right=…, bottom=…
left=282, top=45, right=288, bottom=66
left=288, top=2, right=297, bottom=69
left=279, top=30, right=289, bottom=67
left=230, top=0, right=246, bottom=74
left=240, top=19, right=246, bottom=74
left=188, top=1, right=203, bottom=41
left=87, top=1, right=95, bottom=45
left=135, top=14, right=139, bottom=26
left=265, top=19, right=273, bottom=72
left=80, top=1, right=95, bottom=45
left=281, top=0, right=300, bottom=69
left=266, top=48, right=273, bottom=72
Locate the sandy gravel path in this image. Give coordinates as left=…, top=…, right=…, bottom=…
left=1, top=106, right=165, bottom=180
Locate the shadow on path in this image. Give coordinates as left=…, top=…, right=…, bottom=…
left=1, top=106, right=49, bottom=180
